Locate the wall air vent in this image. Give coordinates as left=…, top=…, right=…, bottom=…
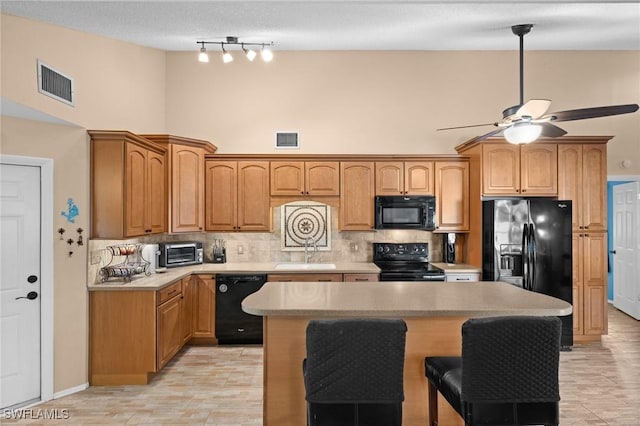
left=37, top=60, right=74, bottom=106
left=275, top=132, right=299, bottom=149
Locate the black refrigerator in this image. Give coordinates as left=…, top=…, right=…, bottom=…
left=482, top=199, right=573, bottom=349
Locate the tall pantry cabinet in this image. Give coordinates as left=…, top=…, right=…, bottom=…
left=457, top=136, right=612, bottom=341
left=558, top=142, right=609, bottom=338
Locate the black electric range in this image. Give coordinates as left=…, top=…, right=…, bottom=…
left=373, top=243, right=445, bottom=282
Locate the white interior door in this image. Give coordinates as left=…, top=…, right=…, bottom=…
left=0, top=164, right=42, bottom=409
left=613, top=181, right=640, bottom=320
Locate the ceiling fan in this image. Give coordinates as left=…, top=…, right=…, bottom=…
left=437, top=24, right=639, bottom=144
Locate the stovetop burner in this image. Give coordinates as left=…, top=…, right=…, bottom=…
left=373, top=243, right=445, bottom=282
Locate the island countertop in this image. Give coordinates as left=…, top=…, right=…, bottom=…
left=242, top=280, right=572, bottom=317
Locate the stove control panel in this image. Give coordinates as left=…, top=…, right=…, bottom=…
left=373, top=243, right=428, bottom=261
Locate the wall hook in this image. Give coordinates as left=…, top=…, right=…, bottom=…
left=58, top=228, right=66, bottom=240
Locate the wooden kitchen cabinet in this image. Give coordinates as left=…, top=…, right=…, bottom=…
left=142, top=135, right=217, bottom=233
left=205, top=160, right=271, bottom=232
left=157, top=290, right=183, bottom=370
left=482, top=143, right=557, bottom=196
left=558, top=144, right=607, bottom=232
left=181, top=276, right=194, bottom=344
left=343, top=273, right=379, bottom=282
left=89, top=130, right=167, bottom=238
left=340, top=162, right=375, bottom=230
left=191, top=274, right=216, bottom=341
left=375, top=161, right=434, bottom=195
left=573, top=232, right=608, bottom=337
left=434, top=161, right=469, bottom=232
left=270, top=161, right=339, bottom=196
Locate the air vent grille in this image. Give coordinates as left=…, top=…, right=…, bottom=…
left=37, top=60, right=74, bottom=106
left=275, top=132, right=299, bottom=149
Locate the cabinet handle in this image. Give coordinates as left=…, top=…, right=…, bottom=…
left=580, top=226, right=584, bottom=229
left=516, top=189, right=520, bottom=193
left=522, top=189, right=526, bottom=193
left=355, top=278, right=368, bottom=282
left=301, top=191, right=304, bottom=195
left=585, top=226, right=589, bottom=229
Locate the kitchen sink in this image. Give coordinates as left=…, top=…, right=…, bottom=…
left=274, top=263, right=337, bottom=270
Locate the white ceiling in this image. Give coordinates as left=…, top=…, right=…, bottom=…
left=2, top=1, right=639, bottom=52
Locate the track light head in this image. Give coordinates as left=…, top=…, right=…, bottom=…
left=242, top=44, right=257, bottom=61
left=261, top=47, right=274, bottom=62
left=222, top=46, right=234, bottom=63
left=198, top=44, right=209, bottom=63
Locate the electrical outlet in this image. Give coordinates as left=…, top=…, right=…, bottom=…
left=350, top=243, right=359, bottom=252
left=237, top=245, right=244, bottom=255
left=90, top=251, right=102, bottom=265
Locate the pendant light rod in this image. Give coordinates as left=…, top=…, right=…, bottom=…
left=511, top=24, right=533, bottom=106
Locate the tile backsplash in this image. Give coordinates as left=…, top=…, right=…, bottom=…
left=88, top=206, right=446, bottom=283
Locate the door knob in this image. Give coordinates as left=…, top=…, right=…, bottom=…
left=16, top=291, right=38, bottom=300
left=609, top=250, right=617, bottom=254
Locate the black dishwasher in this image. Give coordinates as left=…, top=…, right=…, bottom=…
left=215, top=274, right=266, bottom=344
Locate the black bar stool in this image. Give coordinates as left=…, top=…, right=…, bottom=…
left=425, top=316, right=562, bottom=426
left=303, top=318, right=407, bottom=426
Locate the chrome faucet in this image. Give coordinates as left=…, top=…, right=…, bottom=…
left=304, top=237, right=317, bottom=263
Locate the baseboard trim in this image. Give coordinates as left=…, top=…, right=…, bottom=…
left=53, top=383, right=89, bottom=399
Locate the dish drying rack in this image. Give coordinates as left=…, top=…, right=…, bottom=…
left=99, top=244, right=151, bottom=282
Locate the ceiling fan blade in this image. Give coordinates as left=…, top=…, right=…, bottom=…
left=516, top=99, right=552, bottom=119
left=540, top=123, right=567, bottom=138
left=436, top=123, right=496, bottom=131
left=467, top=128, right=504, bottom=143
left=545, top=104, right=639, bottom=122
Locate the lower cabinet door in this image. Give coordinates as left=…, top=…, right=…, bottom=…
left=193, top=275, right=216, bottom=339
left=157, top=295, right=183, bottom=369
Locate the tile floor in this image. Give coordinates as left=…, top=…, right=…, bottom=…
left=4, top=305, right=639, bottom=425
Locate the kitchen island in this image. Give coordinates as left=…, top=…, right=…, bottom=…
left=242, top=281, right=572, bottom=426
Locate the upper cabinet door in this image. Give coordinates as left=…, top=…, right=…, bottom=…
left=171, top=145, right=204, bottom=232
left=434, top=161, right=469, bottom=232
left=205, top=160, right=238, bottom=231
left=482, top=144, right=520, bottom=195
left=581, top=144, right=607, bottom=231
left=404, top=161, right=434, bottom=195
left=125, top=143, right=148, bottom=237
left=237, top=161, right=271, bottom=231
left=375, top=162, right=404, bottom=195
left=147, top=150, right=166, bottom=234
left=270, top=161, right=304, bottom=196
left=557, top=144, right=583, bottom=231
left=520, top=144, right=557, bottom=196
left=305, top=161, right=340, bottom=196
left=340, top=162, right=375, bottom=230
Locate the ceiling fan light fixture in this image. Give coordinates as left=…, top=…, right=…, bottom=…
left=504, top=122, right=542, bottom=144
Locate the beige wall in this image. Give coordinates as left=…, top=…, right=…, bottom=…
left=1, top=116, right=89, bottom=393
left=166, top=50, right=640, bottom=174
left=1, top=13, right=166, bottom=132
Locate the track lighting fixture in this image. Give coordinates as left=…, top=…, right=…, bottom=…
left=196, top=36, right=274, bottom=64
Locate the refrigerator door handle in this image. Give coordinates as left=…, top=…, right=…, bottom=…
left=529, top=223, right=537, bottom=291
left=522, top=224, right=529, bottom=290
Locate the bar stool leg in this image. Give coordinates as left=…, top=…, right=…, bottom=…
left=427, top=380, right=439, bottom=426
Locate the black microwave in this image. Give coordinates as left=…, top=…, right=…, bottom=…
left=375, top=196, right=436, bottom=230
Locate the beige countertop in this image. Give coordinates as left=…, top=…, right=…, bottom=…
left=431, top=262, right=482, bottom=273
left=88, top=262, right=380, bottom=291
left=242, top=281, right=572, bottom=317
